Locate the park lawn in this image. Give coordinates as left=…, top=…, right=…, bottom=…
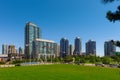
left=0, top=64, right=120, bottom=80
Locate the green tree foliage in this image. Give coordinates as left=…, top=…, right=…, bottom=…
left=95, top=56, right=102, bottom=63
left=53, top=57, right=60, bottom=62
left=79, top=57, right=85, bottom=63
left=89, top=56, right=96, bottom=63
left=74, top=56, right=80, bottom=62
left=102, top=56, right=111, bottom=64
left=111, top=55, right=120, bottom=63
left=0, top=61, right=5, bottom=64
left=64, top=56, right=73, bottom=63
left=102, top=0, right=120, bottom=22
left=102, top=0, right=117, bottom=4
left=111, top=40, right=120, bottom=47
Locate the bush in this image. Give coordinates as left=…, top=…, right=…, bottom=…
left=0, top=61, right=5, bottom=64
left=15, top=63, right=21, bottom=66
left=102, top=57, right=111, bottom=64
left=12, top=60, right=23, bottom=64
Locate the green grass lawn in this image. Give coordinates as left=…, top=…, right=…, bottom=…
left=0, top=64, right=120, bottom=80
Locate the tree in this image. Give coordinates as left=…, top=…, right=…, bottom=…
left=63, top=56, right=73, bottom=63
left=53, top=57, right=60, bottom=62
left=95, top=56, right=102, bottom=63
left=110, top=40, right=120, bottom=47
left=79, top=57, right=85, bottom=63
left=102, top=0, right=120, bottom=22
left=102, top=0, right=118, bottom=4
left=112, top=55, right=120, bottom=64
left=89, top=55, right=96, bottom=64
left=102, top=0, right=120, bottom=48
left=102, top=56, right=111, bottom=64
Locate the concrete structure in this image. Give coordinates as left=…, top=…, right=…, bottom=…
left=2, top=44, right=8, bottom=54
left=0, top=54, right=8, bottom=62
left=8, top=45, right=16, bottom=54
left=86, top=40, right=96, bottom=55
left=25, top=22, right=41, bottom=59
left=8, top=45, right=17, bottom=60
left=19, top=47, right=24, bottom=54
left=60, top=38, right=69, bottom=58
left=69, top=44, right=74, bottom=55
left=33, top=39, right=57, bottom=60
left=104, top=41, right=116, bottom=56
left=73, top=37, right=82, bottom=55
left=56, top=44, right=60, bottom=57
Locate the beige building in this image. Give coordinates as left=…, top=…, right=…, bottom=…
left=8, top=45, right=16, bottom=54
left=56, top=44, right=60, bottom=57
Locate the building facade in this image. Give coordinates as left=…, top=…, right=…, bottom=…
left=0, top=54, right=8, bottom=62
left=60, top=38, right=69, bottom=58
left=86, top=40, right=96, bottom=55
left=8, top=45, right=17, bottom=60
left=69, top=44, right=74, bottom=55
left=2, top=44, right=8, bottom=54
left=74, top=37, right=82, bottom=55
left=56, top=44, right=60, bottom=57
left=8, top=45, right=16, bottom=54
left=25, top=22, right=41, bottom=59
left=33, top=39, right=57, bottom=60
left=19, top=47, right=24, bottom=54
left=104, top=41, right=116, bottom=56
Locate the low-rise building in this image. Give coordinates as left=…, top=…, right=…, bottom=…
left=33, top=39, right=57, bottom=60
left=0, top=54, right=8, bottom=62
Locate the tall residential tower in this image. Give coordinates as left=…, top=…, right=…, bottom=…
left=104, top=41, right=116, bottom=56
left=60, top=38, right=69, bottom=58
left=25, top=22, right=41, bottom=59
left=86, top=40, right=96, bottom=55
left=74, top=37, right=82, bottom=55
left=2, top=44, right=8, bottom=54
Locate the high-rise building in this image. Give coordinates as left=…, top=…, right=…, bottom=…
left=74, top=37, right=82, bottom=55
left=56, top=44, right=60, bottom=57
left=25, top=22, right=41, bottom=59
left=8, top=45, right=17, bottom=60
left=19, top=47, right=24, bottom=54
left=8, top=45, right=16, bottom=54
left=104, top=41, right=116, bottom=56
left=2, top=44, right=8, bottom=54
left=86, top=40, right=96, bottom=55
left=33, top=39, right=57, bottom=59
left=69, top=44, right=74, bottom=55
left=60, top=38, right=69, bottom=58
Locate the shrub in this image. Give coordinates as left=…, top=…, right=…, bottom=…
left=0, top=61, right=5, bottom=64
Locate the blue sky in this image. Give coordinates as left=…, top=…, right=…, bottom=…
left=0, top=0, right=120, bottom=56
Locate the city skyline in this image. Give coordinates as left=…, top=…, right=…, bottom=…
left=0, top=0, right=120, bottom=56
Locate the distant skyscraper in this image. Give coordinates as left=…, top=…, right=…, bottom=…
left=56, top=44, right=60, bottom=57
left=19, top=47, right=24, bottom=54
left=60, top=38, right=69, bottom=57
left=8, top=45, right=16, bottom=54
left=104, top=41, right=116, bottom=56
left=2, top=44, right=8, bottom=54
left=25, top=22, right=41, bottom=59
left=69, top=44, right=74, bottom=55
left=8, top=45, right=17, bottom=60
left=86, top=40, right=96, bottom=55
left=74, top=37, right=82, bottom=55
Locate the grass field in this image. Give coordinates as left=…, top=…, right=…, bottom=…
left=0, top=64, right=120, bottom=80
